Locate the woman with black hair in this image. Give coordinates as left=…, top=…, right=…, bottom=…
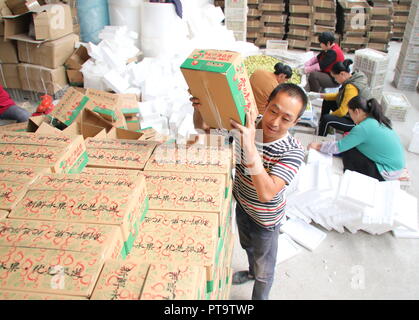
left=308, top=96, right=405, bottom=181
left=250, top=62, right=292, bottom=115
left=302, top=32, right=345, bottom=92
left=309, top=59, right=372, bottom=136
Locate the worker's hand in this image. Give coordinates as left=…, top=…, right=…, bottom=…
left=308, top=142, right=322, bottom=151
left=190, top=97, right=201, bottom=109
left=308, top=92, right=321, bottom=99
left=230, top=106, right=258, bottom=164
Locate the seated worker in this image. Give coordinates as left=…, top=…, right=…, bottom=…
left=250, top=62, right=292, bottom=115
left=302, top=32, right=345, bottom=92
left=308, top=96, right=405, bottom=181
left=308, top=59, right=372, bottom=136
left=191, top=83, right=307, bottom=300
left=0, top=85, right=30, bottom=123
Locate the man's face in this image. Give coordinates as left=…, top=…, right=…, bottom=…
left=261, top=91, right=302, bottom=143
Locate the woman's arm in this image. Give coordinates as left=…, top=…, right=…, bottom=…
left=331, top=84, right=358, bottom=117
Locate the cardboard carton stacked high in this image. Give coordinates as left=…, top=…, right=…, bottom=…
left=255, top=0, right=287, bottom=48
left=366, top=0, right=394, bottom=52
left=392, top=0, right=412, bottom=40
left=337, top=0, right=370, bottom=52
left=353, top=48, right=389, bottom=100
left=224, top=0, right=247, bottom=41
left=0, top=1, right=80, bottom=96
left=287, top=0, right=313, bottom=51
left=393, top=0, right=419, bottom=91
left=123, top=142, right=235, bottom=299
left=246, top=0, right=262, bottom=45
left=311, top=0, right=338, bottom=51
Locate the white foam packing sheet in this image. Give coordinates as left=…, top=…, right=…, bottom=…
left=393, top=189, right=419, bottom=231
left=392, top=227, right=419, bottom=239
left=280, top=218, right=327, bottom=251
left=337, top=170, right=378, bottom=208
left=276, top=233, right=303, bottom=265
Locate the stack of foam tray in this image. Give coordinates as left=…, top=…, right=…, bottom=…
left=393, top=0, right=419, bottom=91
left=311, top=0, right=338, bottom=51
left=392, top=0, right=412, bottom=40
left=286, top=0, right=313, bottom=51
left=337, top=0, right=370, bottom=52
left=366, top=0, right=394, bottom=52
left=255, top=0, right=287, bottom=48
left=286, top=153, right=419, bottom=236
left=224, top=0, right=247, bottom=41
left=246, top=0, right=262, bottom=45
left=353, top=48, right=389, bottom=101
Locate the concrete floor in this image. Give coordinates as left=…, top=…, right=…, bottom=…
left=229, top=41, right=419, bottom=300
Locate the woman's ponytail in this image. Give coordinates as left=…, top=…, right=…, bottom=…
left=348, top=96, right=392, bottom=129
left=368, top=98, right=392, bottom=129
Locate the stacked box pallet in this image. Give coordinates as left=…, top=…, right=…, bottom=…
left=225, top=0, right=247, bottom=41
left=354, top=48, right=389, bottom=100
left=116, top=143, right=234, bottom=300
left=311, top=0, right=338, bottom=51
left=256, top=0, right=287, bottom=48
left=392, top=0, right=412, bottom=40
left=246, top=0, right=262, bottom=45
left=366, top=0, right=393, bottom=52
left=393, top=0, right=419, bottom=91
left=337, top=0, right=370, bottom=52
left=287, top=0, right=313, bottom=51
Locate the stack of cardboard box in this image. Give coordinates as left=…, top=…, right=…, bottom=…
left=337, top=0, right=370, bottom=52
left=311, top=0, right=338, bottom=51
left=256, top=0, right=287, bottom=48
left=1, top=1, right=80, bottom=96
left=287, top=0, right=313, bottom=50
left=366, top=0, right=394, bottom=52
left=224, top=0, right=247, bottom=41
left=120, top=142, right=235, bottom=299
left=246, top=0, right=262, bottom=45
left=393, top=0, right=419, bottom=91
left=392, top=0, right=412, bottom=40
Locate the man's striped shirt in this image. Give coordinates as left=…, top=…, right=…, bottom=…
left=233, top=127, right=305, bottom=229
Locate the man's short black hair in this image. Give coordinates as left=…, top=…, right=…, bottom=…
left=318, top=32, right=335, bottom=46
left=268, top=83, right=308, bottom=119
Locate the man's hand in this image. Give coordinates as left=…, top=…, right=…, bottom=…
left=230, top=106, right=258, bottom=167
left=190, top=96, right=211, bottom=132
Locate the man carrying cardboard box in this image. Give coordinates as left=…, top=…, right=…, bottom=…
left=0, top=84, right=30, bottom=122
left=191, top=83, right=307, bottom=300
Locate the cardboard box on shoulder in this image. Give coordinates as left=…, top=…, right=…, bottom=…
left=90, top=259, right=150, bottom=300
left=0, top=39, right=19, bottom=63
left=17, top=63, right=68, bottom=95
left=0, top=246, right=103, bottom=297
left=17, top=33, right=79, bottom=69
left=0, top=219, right=125, bottom=260
left=0, top=63, right=21, bottom=89
left=181, top=49, right=257, bottom=130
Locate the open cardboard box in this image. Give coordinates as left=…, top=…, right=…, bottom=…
left=181, top=49, right=257, bottom=130
left=107, top=127, right=143, bottom=140
left=49, top=87, right=90, bottom=126
left=3, top=3, right=73, bottom=42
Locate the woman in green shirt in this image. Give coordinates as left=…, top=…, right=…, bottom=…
left=308, top=96, right=405, bottom=181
